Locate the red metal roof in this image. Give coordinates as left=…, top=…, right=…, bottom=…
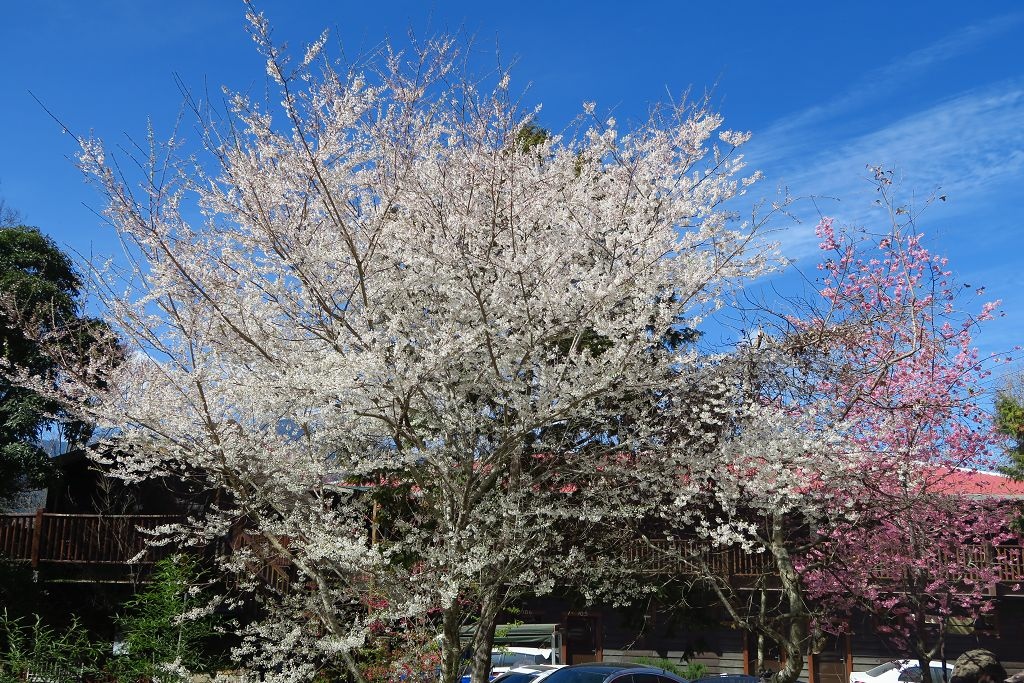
left=927, top=466, right=1024, bottom=498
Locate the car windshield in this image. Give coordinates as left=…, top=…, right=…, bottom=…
left=865, top=664, right=898, bottom=677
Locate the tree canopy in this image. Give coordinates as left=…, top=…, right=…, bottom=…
left=56, top=17, right=774, bottom=683
left=0, top=224, right=106, bottom=505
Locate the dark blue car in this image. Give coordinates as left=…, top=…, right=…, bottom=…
left=541, top=663, right=690, bottom=683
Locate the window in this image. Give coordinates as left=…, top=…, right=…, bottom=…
left=547, top=671, right=613, bottom=683
left=491, top=653, right=548, bottom=668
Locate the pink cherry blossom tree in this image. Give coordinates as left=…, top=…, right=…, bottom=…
left=789, top=175, right=1018, bottom=680
left=658, top=173, right=1016, bottom=683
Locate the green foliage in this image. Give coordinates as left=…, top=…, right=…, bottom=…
left=0, top=225, right=118, bottom=507
left=0, top=557, right=223, bottom=683
left=995, top=389, right=1024, bottom=530
left=628, top=657, right=707, bottom=680
left=0, top=226, right=79, bottom=501
left=515, top=124, right=548, bottom=154
left=996, top=391, right=1024, bottom=479
left=681, top=662, right=709, bottom=680
left=111, top=555, right=223, bottom=683
left=0, top=561, right=45, bottom=623
left=0, top=609, right=103, bottom=683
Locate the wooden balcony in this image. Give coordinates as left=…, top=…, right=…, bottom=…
left=627, top=538, right=1024, bottom=587
left=0, top=511, right=291, bottom=589
left=4, top=512, right=1023, bottom=591
left=625, top=538, right=771, bottom=578
left=0, top=510, right=181, bottom=568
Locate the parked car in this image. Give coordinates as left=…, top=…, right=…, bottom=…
left=541, top=663, right=691, bottom=683
left=694, top=676, right=760, bottom=683
left=490, top=648, right=557, bottom=676
left=458, top=649, right=560, bottom=683
left=491, top=665, right=568, bottom=683
left=850, top=660, right=954, bottom=683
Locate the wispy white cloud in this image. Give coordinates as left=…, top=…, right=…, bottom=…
left=715, top=16, right=1024, bottom=358
left=739, top=76, right=1024, bottom=360
left=752, top=13, right=1024, bottom=166
left=748, top=79, right=1024, bottom=261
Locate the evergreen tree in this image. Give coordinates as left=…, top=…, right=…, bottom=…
left=0, top=224, right=112, bottom=506
left=995, top=382, right=1024, bottom=479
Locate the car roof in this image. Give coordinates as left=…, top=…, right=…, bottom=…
left=561, top=664, right=687, bottom=678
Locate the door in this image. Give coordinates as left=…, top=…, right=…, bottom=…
left=811, top=634, right=849, bottom=683
left=564, top=614, right=602, bottom=664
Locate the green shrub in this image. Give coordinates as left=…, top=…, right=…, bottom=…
left=681, top=662, right=709, bottom=680
left=629, top=657, right=708, bottom=681
left=111, top=555, right=223, bottom=683
left=0, top=610, right=103, bottom=683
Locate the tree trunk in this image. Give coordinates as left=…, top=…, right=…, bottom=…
left=911, top=628, right=939, bottom=683
left=470, top=590, right=502, bottom=683
left=757, top=632, right=766, bottom=677
left=341, top=651, right=369, bottom=683
left=769, top=513, right=808, bottom=683
left=440, top=603, right=465, bottom=683
left=757, top=586, right=767, bottom=675
left=775, top=624, right=806, bottom=683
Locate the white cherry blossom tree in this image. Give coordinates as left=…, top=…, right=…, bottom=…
left=57, top=12, right=773, bottom=683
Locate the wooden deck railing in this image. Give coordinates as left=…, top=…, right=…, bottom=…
left=625, top=538, right=1024, bottom=585
left=993, top=544, right=1024, bottom=581
left=4, top=512, right=1024, bottom=590
left=228, top=530, right=294, bottom=593
left=0, top=511, right=182, bottom=567
left=627, top=538, right=772, bottom=577
left=0, top=511, right=35, bottom=560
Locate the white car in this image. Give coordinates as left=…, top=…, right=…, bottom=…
left=492, top=665, right=567, bottom=683
left=850, top=660, right=954, bottom=683
left=490, top=649, right=558, bottom=677
left=458, top=647, right=561, bottom=683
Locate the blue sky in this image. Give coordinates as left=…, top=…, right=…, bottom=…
left=1, top=1, right=1023, bottom=369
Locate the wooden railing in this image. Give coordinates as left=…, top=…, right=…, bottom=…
left=0, top=511, right=293, bottom=591
left=228, top=530, right=294, bottom=593
left=626, top=538, right=772, bottom=577
left=626, top=538, right=1024, bottom=585
left=0, top=512, right=34, bottom=560
left=4, top=512, right=1024, bottom=590
left=0, top=511, right=182, bottom=567
left=994, top=544, right=1024, bottom=581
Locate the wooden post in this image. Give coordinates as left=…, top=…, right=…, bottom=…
left=30, top=508, right=44, bottom=568
left=845, top=634, right=853, bottom=680
left=742, top=631, right=751, bottom=675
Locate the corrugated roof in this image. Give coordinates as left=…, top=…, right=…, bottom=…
left=927, top=466, right=1024, bottom=498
